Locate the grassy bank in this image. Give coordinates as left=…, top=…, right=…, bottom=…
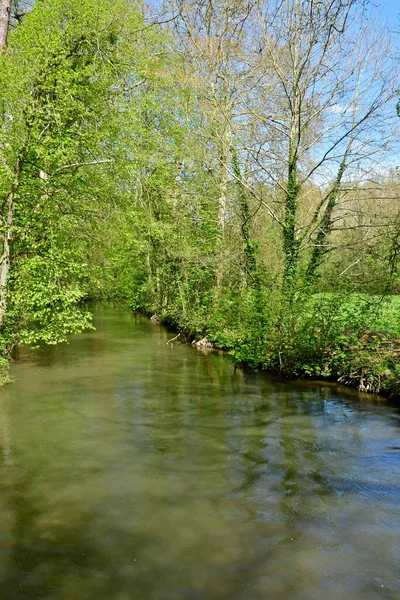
left=149, top=292, right=400, bottom=399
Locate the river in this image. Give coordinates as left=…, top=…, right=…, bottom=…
left=0, top=307, right=399, bottom=599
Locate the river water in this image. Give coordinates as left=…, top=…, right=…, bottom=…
left=0, top=307, right=399, bottom=599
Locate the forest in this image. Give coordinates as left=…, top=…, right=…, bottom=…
left=0, top=0, right=399, bottom=395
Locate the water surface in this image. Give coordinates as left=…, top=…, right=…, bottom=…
left=0, top=307, right=399, bottom=599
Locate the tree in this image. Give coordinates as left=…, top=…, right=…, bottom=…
left=168, top=0, right=257, bottom=291
left=248, top=0, right=399, bottom=297
left=0, top=0, right=159, bottom=347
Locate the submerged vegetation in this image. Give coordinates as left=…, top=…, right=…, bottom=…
left=0, top=0, right=399, bottom=395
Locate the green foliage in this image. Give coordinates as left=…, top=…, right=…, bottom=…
left=0, top=0, right=166, bottom=354
left=7, top=251, right=93, bottom=348
left=0, top=0, right=398, bottom=399
left=223, top=293, right=400, bottom=395
left=0, top=356, right=12, bottom=386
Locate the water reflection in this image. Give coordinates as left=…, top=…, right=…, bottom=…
left=0, top=307, right=399, bottom=599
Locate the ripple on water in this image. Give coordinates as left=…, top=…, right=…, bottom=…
left=0, top=307, right=399, bottom=600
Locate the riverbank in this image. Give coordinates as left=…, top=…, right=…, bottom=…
left=147, top=292, right=400, bottom=400
left=1, top=294, right=398, bottom=399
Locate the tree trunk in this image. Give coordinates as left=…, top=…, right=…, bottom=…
left=305, top=158, right=347, bottom=284
left=0, top=0, right=11, bottom=50
left=0, top=160, right=20, bottom=325
left=281, top=88, right=301, bottom=299
left=282, top=157, right=300, bottom=298
left=231, top=147, right=259, bottom=288
left=0, top=0, right=12, bottom=325
left=215, top=137, right=230, bottom=291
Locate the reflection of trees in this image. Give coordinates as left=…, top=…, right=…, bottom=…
left=0, top=471, right=157, bottom=600
left=0, top=394, right=13, bottom=467
left=278, top=389, right=360, bottom=520
left=0, top=309, right=399, bottom=599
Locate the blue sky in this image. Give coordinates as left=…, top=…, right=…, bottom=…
left=378, top=0, right=400, bottom=27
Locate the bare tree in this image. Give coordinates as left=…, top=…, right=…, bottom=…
left=246, top=0, right=399, bottom=295
left=167, top=0, right=256, bottom=289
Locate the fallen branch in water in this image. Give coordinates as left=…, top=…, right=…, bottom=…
left=167, top=332, right=182, bottom=344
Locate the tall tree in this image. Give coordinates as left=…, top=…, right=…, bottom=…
left=0, top=0, right=11, bottom=49
left=0, top=0, right=161, bottom=346
left=169, top=0, right=255, bottom=290
left=249, top=0, right=398, bottom=297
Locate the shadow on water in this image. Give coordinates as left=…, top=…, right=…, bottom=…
left=0, top=306, right=399, bottom=599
